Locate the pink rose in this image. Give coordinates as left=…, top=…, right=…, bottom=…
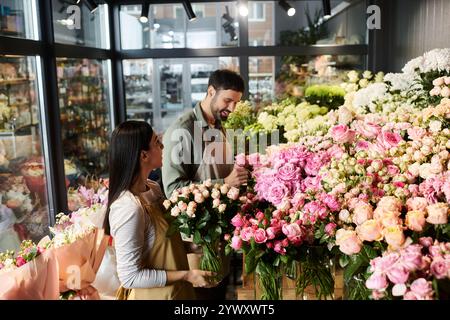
left=330, top=125, right=356, bottom=144
left=254, top=228, right=267, bottom=244
left=426, top=203, right=449, bottom=225
left=377, top=130, right=403, bottom=149
left=365, top=272, right=388, bottom=290
left=266, top=227, right=278, bottom=240
left=370, top=254, right=399, bottom=273
left=352, top=203, right=373, bottom=225
left=335, top=229, right=363, bottom=255
left=274, top=240, right=286, bottom=255
left=325, top=222, right=337, bottom=236
left=240, top=227, right=254, bottom=242
left=328, top=145, right=345, bottom=159
left=403, top=290, right=419, bottom=300
left=231, top=214, right=245, bottom=228
left=248, top=153, right=261, bottom=167
left=282, top=223, right=302, bottom=243
left=277, top=163, right=300, bottom=182
left=355, top=140, right=369, bottom=152
left=231, top=236, right=242, bottom=250
left=227, top=187, right=240, bottom=201
left=405, top=210, right=426, bottom=232
left=265, top=181, right=289, bottom=206
left=383, top=225, right=406, bottom=250
left=387, top=165, right=400, bottom=176
left=322, top=194, right=341, bottom=212
left=235, top=154, right=247, bottom=167
left=419, top=237, right=433, bottom=247
left=410, top=278, right=433, bottom=297
left=430, top=257, right=447, bottom=279
left=356, top=219, right=383, bottom=242
left=15, top=256, right=26, bottom=267
left=406, top=197, right=428, bottom=211
left=255, top=211, right=265, bottom=221
left=386, top=265, right=409, bottom=284
left=407, top=127, right=426, bottom=141
left=353, top=120, right=381, bottom=139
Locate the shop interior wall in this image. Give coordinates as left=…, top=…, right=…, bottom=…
left=386, top=0, right=450, bottom=72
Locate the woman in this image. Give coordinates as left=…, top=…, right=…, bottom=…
left=104, top=121, right=213, bottom=300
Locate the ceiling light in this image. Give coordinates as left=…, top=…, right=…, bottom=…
left=182, top=1, right=197, bottom=21
left=322, top=0, right=331, bottom=18
left=139, top=2, right=149, bottom=23
left=238, top=4, right=248, bottom=17
left=279, top=1, right=295, bottom=17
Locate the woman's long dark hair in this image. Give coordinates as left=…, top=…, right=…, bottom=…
left=104, top=120, right=154, bottom=235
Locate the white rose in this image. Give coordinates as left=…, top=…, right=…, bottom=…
left=213, top=199, right=220, bottom=208
left=194, top=193, right=205, bottom=204
left=170, top=206, right=180, bottom=217
left=163, top=200, right=171, bottom=210
left=211, top=189, right=221, bottom=199
left=363, top=71, right=373, bottom=79
left=220, top=184, right=230, bottom=195
left=204, top=179, right=212, bottom=188
left=218, top=204, right=227, bottom=213
left=202, top=190, right=210, bottom=199
left=177, top=201, right=188, bottom=212
left=339, top=209, right=351, bottom=223
left=429, top=120, right=442, bottom=133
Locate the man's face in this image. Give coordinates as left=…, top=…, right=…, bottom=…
left=209, top=88, right=243, bottom=122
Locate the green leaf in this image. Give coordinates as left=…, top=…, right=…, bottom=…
left=245, top=248, right=258, bottom=274
left=166, top=222, right=178, bottom=237
left=339, top=254, right=350, bottom=268
left=196, top=221, right=207, bottom=229
left=215, top=225, right=222, bottom=236
left=193, top=230, right=202, bottom=244
left=225, top=245, right=232, bottom=256
left=344, top=254, right=364, bottom=283
left=204, top=234, right=211, bottom=243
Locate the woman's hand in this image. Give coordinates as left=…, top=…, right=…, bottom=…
left=184, top=270, right=216, bottom=288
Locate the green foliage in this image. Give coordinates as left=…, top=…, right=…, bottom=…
left=305, top=85, right=346, bottom=109
left=223, top=100, right=256, bottom=130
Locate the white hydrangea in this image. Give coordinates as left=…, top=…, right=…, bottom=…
left=257, top=112, right=278, bottom=131
left=403, top=48, right=450, bottom=74
left=353, top=83, right=388, bottom=109
left=384, top=72, right=419, bottom=92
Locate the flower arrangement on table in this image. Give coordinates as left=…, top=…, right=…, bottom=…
left=163, top=179, right=247, bottom=281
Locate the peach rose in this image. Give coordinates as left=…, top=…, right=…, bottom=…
left=336, top=229, right=363, bottom=255
left=356, top=219, right=383, bottom=242
left=426, top=203, right=448, bottom=225
left=379, top=212, right=402, bottom=228
left=405, top=210, right=426, bottom=232
left=373, top=196, right=402, bottom=219
left=383, top=225, right=405, bottom=250
left=352, top=203, right=374, bottom=225
left=406, top=197, right=428, bottom=212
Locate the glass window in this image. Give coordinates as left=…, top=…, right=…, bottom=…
left=0, top=0, right=39, bottom=40
left=124, top=58, right=239, bottom=133
left=0, top=55, right=50, bottom=250
left=248, top=1, right=274, bottom=46
left=249, top=56, right=275, bottom=106
left=123, top=59, right=153, bottom=124
left=52, top=0, right=109, bottom=49
left=120, top=2, right=238, bottom=50
left=249, top=2, right=265, bottom=21
left=56, top=58, right=112, bottom=188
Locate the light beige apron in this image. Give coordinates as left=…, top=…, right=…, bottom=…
left=116, top=196, right=195, bottom=300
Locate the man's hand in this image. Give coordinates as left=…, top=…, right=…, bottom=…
left=224, top=166, right=248, bottom=187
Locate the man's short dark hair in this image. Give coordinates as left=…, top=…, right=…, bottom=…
left=208, top=69, right=245, bottom=93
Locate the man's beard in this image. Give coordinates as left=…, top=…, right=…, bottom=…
left=211, top=96, right=227, bottom=122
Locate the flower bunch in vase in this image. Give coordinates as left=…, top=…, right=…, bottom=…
left=163, top=179, right=246, bottom=280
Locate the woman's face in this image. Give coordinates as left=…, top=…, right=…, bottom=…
left=142, top=133, right=163, bottom=171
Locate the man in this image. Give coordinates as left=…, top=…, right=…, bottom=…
left=162, top=69, right=248, bottom=198
left=162, top=69, right=248, bottom=300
